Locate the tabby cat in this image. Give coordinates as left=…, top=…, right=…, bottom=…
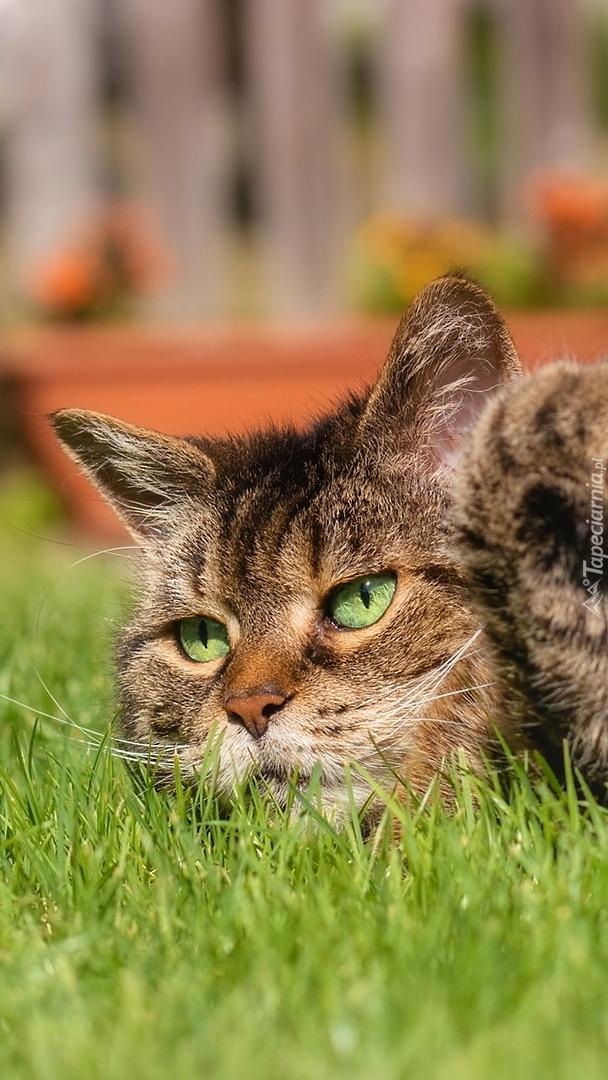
left=52, top=275, right=608, bottom=818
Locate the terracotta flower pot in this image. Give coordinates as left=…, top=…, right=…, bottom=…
left=3, top=310, right=608, bottom=538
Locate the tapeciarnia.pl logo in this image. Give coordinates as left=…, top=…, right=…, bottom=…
left=582, top=458, right=606, bottom=620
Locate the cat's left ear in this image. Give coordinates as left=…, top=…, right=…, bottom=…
left=52, top=408, right=216, bottom=540
left=359, top=274, right=522, bottom=471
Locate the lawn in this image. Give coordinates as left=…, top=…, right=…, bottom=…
left=2, top=511, right=608, bottom=1079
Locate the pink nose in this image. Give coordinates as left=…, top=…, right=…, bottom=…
left=225, top=689, right=288, bottom=739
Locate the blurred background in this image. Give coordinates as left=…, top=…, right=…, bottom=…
left=3, top=0, right=608, bottom=537
left=4, top=0, right=608, bottom=320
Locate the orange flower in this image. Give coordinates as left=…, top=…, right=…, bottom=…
left=31, top=248, right=102, bottom=315
left=528, top=172, right=608, bottom=232
left=27, top=202, right=175, bottom=320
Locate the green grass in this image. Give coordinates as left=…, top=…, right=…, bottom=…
left=2, top=526, right=608, bottom=1079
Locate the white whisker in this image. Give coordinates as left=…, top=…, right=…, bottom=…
left=349, top=629, right=485, bottom=715
left=370, top=682, right=494, bottom=726
left=34, top=544, right=139, bottom=651
left=0, top=691, right=187, bottom=769
left=33, top=667, right=73, bottom=724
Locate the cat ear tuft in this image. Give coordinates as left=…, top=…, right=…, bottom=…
left=51, top=408, right=215, bottom=539
left=359, top=274, right=522, bottom=471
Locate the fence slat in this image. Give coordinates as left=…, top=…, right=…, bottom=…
left=243, top=0, right=344, bottom=315
left=122, top=0, right=229, bottom=317
left=3, top=0, right=100, bottom=297
left=378, top=0, right=471, bottom=220
left=497, top=0, right=594, bottom=222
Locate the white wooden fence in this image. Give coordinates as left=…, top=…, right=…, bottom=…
left=0, top=0, right=600, bottom=317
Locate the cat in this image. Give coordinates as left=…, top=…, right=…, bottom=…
left=51, top=275, right=608, bottom=819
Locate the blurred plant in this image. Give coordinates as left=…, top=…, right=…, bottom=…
left=354, top=175, right=608, bottom=313
left=528, top=172, right=608, bottom=305
left=0, top=467, right=64, bottom=538
left=352, top=213, right=549, bottom=312
left=472, top=235, right=549, bottom=309
left=28, top=203, right=175, bottom=320
left=352, top=215, right=489, bottom=313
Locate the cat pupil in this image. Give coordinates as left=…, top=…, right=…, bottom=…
left=198, top=620, right=208, bottom=648
left=360, top=583, right=371, bottom=609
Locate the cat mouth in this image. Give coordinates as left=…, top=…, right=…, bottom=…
left=249, top=760, right=380, bottom=823
left=254, top=763, right=312, bottom=789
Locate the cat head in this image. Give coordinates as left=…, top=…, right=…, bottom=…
left=52, top=276, right=521, bottom=819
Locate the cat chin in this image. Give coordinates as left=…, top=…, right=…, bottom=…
left=172, top=732, right=382, bottom=823
left=246, top=771, right=380, bottom=828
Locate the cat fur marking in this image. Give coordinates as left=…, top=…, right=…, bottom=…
left=52, top=275, right=608, bottom=814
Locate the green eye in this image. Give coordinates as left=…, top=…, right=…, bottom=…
left=178, top=617, right=230, bottom=662
left=327, top=572, right=397, bottom=629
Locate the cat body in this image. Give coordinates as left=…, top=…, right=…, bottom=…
left=52, top=276, right=608, bottom=817
left=456, top=360, right=608, bottom=797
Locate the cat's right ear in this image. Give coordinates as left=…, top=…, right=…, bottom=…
left=51, top=408, right=215, bottom=541
left=358, top=274, right=522, bottom=473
